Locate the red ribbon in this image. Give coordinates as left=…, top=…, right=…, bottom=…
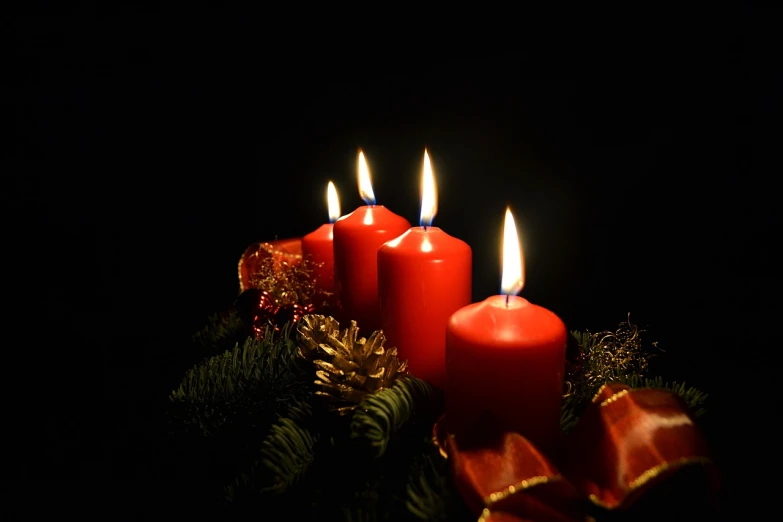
left=440, top=383, right=720, bottom=522
left=235, top=288, right=315, bottom=339
left=238, top=237, right=302, bottom=292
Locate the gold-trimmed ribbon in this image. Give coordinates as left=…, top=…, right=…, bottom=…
left=441, top=383, right=720, bottom=521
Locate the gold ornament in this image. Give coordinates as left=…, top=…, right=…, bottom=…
left=296, top=314, right=409, bottom=415
left=238, top=239, right=302, bottom=293
left=566, top=314, right=657, bottom=400
left=241, top=253, right=318, bottom=307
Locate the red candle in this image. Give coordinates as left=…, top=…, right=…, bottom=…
left=333, top=150, right=410, bottom=334
left=302, top=181, right=341, bottom=307
left=446, top=208, right=566, bottom=454
left=378, top=150, right=471, bottom=388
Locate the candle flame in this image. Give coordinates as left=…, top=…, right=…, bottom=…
left=327, top=181, right=341, bottom=223
left=420, top=149, right=437, bottom=227
left=501, top=207, right=525, bottom=296
left=357, top=150, right=376, bottom=205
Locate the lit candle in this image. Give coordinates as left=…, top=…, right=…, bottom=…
left=302, top=181, right=341, bottom=307
left=445, top=208, right=567, bottom=453
left=333, top=150, right=411, bottom=334
left=378, top=150, right=471, bottom=388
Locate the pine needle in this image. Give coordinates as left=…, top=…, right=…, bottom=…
left=560, top=394, right=580, bottom=434
left=192, top=310, right=247, bottom=351
left=340, top=508, right=378, bottom=522
left=405, top=452, right=448, bottom=521
left=404, top=445, right=473, bottom=522
left=349, top=376, right=437, bottom=460
left=258, top=401, right=318, bottom=495
left=619, top=375, right=708, bottom=418
left=169, top=323, right=309, bottom=436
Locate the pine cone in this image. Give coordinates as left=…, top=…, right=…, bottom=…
left=297, top=314, right=408, bottom=414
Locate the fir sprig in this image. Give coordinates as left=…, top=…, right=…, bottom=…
left=560, top=393, right=581, bottom=434
left=618, top=375, right=708, bottom=417
left=169, top=323, right=309, bottom=436
left=405, top=451, right=449, bottom=521
left=404, top=444, right=474, bottom=522
left=350, top=376, right=439, bottom=460
left=224, top=400, right=318, bottom=504
left=560, top=375, right=709, bottom=435
left=258, top=401, right=318, bottom=495
left=337, top=475, right=384, bottom=522
left=192, top=309, right=247, bottom=352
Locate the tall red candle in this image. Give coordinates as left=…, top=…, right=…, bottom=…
left=445, top=208, right=566, bottom=454
left=333, top=150, right=410, bottom=334
left=302, top=181, right=341, bottom=307
left=378, top=150, right=471, bottom=388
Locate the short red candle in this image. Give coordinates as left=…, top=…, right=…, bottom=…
left=302, top=181, right=341, bottom=306
left=333, top=151, right=410, bottom=334
left=445, top=208, right=566, bottom=454
left=378, top=150, right=471, bottom=388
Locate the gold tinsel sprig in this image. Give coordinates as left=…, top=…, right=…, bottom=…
left=296, top=314, right=409, bottom=415
left=247, top=256, right=320, bottom=307
left=567, top=315, right=658, bottom=400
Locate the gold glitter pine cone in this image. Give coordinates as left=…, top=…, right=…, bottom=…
left=296, top=314, right=408, bottom=415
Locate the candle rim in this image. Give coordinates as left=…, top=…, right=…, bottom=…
left=447, top=295, right=566, bottom=347
left=379, top=226, right=471, bottom=256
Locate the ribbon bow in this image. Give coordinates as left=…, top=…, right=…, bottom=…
left=238, top=238, right=303, bottom=293
left=235, top=288, right=315, bottom=339
left=441, top=383, right=720, bottom=522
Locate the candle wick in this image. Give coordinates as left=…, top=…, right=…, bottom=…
left=505, top=294, right=509, bottom=307
left=423, top=225, right=427, bottom=231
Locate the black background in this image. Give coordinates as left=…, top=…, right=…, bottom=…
left=6, top=12, right=780, bottom=518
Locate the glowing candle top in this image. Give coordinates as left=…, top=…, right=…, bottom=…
left=500, top=207, right=525, bottom=296
left=327, top=181, right=341, bottom=223
left=357, top=150, right=376, bottom=206
left=420, top=149, right=438, bottom=228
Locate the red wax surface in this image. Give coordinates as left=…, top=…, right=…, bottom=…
left=446, top=295, right=567, bottom=453
left=302, top=223, right=335, bottom=301
left=378, top=227, right=471, bottom=388
left=333, top=205, right=410, bottom=334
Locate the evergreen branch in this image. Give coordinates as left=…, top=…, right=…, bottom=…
left=570, top=329, right=591, bottom=350
left=258, top=400, right=318, bottom=496
left=404, top=444, right=473, bottom=522
left=560, top=374, right=708, bottom=435
left=224, top=471, right=255, bottom=503
left=169, top=323, right=309, bottom=436
left=338, top=478, right=383, bottom=522
left=349, top=376, right=438, bottom=460
left=340, top=508, right=379, bottom=522
left=619, top=375, right=708, bottom=417
left=560, top=394, right=580, bottom=434
left=193, top=310, right=248, bottom=351
left=405, top=452, right=448, bottom=521
left=224, top=400, right=319, bottom=506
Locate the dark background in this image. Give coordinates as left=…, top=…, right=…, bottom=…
left=6, top=13, right=780, bottom=518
